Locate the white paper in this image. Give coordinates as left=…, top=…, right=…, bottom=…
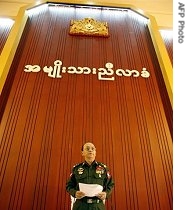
left=79, top=183, right=103, bottom=197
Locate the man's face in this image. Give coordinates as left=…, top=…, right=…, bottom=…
left=82, top=142, right=96, bottom=160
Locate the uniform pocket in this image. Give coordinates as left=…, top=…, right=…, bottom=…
left=94, top=173, right=106, bottom=186
left=94, top=173, right=106, bottom=179
left=75, top=171, right=87, bottom=181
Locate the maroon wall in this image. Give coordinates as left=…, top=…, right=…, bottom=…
left=0, top=4, right=172, bottom=210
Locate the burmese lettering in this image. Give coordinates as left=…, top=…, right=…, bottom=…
left=178, top=2, right=185, bottom=43
left=24, top=60, right=150, bottom=80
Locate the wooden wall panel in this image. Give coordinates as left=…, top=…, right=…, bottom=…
left=153, top=30, right=173, bottom=137
left=0, top=4, right=172, bottom=210
left=0, top=21, right=13, bottom=54
left=160, top=31, right=173, bottom=64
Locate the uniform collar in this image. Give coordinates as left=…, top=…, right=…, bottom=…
left=83, top=160, right=97, bottom=166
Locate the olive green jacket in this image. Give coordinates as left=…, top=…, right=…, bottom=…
left=66, top=161, right=114, bottom=199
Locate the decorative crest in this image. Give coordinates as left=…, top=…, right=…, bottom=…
left=69, top=18, right=109, bottom=37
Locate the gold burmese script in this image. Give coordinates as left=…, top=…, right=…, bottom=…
left=24, top=60, right=150, bottom=80
left=69, top=18, right=109, bottom=37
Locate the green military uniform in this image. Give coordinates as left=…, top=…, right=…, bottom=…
left=66, top=161, right=114, bottom=210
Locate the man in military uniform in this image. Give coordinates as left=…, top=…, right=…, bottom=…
left=66, top=142, right=114, bottom=210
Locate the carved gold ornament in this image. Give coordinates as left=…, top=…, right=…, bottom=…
left=69, top=18, right=109, bottom=37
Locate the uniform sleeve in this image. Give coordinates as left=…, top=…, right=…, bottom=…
left=66, top=168, right=78, bottom=198
left=104, top=167, right=115, bottom=199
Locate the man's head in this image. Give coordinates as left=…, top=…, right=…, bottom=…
left=81, top=142, right=96, bottom=163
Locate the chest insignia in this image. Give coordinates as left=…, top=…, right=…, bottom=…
left=77, top=167, right=84, bottom=174
left=96, top=165, right=105, bottom=175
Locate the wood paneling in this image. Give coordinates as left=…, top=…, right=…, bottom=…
left=0, top=20, right=14, bottom=128
left=160, top=31, right=173, bottom=64
left=0, top=20, right=13, bottom=54
left=158, top=30, right=173, bottom=136
left=0, top=4, right=172, bottom=210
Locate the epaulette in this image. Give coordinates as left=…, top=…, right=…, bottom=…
left=73, top=162, right=84, bottom=168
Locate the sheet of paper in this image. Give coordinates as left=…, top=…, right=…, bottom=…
left=79, top=183, right=103, bottom=197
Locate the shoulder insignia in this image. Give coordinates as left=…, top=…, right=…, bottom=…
left=73, top=162, right=84, bottom=168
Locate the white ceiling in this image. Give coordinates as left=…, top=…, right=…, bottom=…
left=0, top=0, right=173, bottom=28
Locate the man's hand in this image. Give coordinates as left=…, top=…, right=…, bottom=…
left=75, top=191, right=85, bottom=199
left=97, top=192, right=106, bottom=200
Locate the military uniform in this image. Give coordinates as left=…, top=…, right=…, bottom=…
left=66, top=161, right=114, bottom=210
